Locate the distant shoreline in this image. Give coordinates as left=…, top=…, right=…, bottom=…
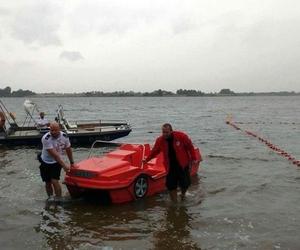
left=2, top=93, right=300, bottom=98
left=1, top=86, right=299, bottom=98
left=31, top=93, right=300, bottom=98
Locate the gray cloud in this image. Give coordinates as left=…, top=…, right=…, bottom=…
left=68, top=1, right=199, bottom=38
left=196, top=15, right=300, bottom=92
left=242, top=19, right=300, bottom=51
left=1, top=0, right=300, bottom=93
left=0, top=8, right=10, bottom=16
left=0, top=8, right=10, bottom=39
left=172, top=17, right=196, bottom=34
left=11, top=2, right=62, bottom=46
left=59, top=51, right=84, bottom=62
left=68, top=0, right=164, bottom=35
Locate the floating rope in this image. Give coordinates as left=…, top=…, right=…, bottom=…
left=235, top=121, right=300, bottom=125
left=226, top=117, right=300, bottom=167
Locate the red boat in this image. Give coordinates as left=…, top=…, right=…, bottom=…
left=64, top=142, right=202, bottom=204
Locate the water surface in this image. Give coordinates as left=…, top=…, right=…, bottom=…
left=0, top=96, right=300, bottom=249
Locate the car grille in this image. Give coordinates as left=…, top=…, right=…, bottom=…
left=72, top=170, right=97, bottom=178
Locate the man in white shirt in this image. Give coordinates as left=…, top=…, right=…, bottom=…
left=36, top=112, right=50, bottom=128
left=39, top=122, right=74, bottom=200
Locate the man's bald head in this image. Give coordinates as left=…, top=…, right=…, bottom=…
left=50, top=122, right=60, bottom=138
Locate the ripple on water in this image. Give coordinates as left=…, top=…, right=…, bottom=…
left=207, top=154, right=270, bottom=162
left=1, top=96, right=300, bottom=249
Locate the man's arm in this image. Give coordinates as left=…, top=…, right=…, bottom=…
left=144, top=138, right=161, bottom=162
left=47, top=148, right=70, bottom=172
left=65, top=147, right=75, bottom=166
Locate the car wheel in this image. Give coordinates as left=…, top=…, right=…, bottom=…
left=134, top=175, right=148, bottom=198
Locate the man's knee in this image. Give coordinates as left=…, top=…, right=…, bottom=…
left=51, top=179, right=61, bottom=187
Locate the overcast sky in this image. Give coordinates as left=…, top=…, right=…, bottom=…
left=0, top=0, right=299, bottom=93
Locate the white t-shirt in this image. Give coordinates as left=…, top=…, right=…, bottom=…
left=41, top=131, right=71, bottom=164
left=36, top=118, right=49, bottom=128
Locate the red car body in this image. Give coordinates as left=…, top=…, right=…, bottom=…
left=64, top=143, right=202, bottom=204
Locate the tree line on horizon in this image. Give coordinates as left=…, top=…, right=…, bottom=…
left=84, top=89, right=207, bottom=97
left=62, top=88, right=235, bottom=97
left=0, top=86, right=36, bottom=97
left=0, top=86, right=298, bottom=97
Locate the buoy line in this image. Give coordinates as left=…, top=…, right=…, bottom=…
left=235, top=121, right=300, bottom=125
left=226, top=117, right=300, bottom=167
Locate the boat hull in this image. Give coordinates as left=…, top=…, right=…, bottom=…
left=64, top=143, right=202, bottom=204
left=66, top=175, right=167, bottom=204
left=0, top=129, right=131, bottom=146
left=66, top=171, right=199, bottom=204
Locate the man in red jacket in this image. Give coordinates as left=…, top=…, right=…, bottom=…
left=143, top=123, right=199, bottom=202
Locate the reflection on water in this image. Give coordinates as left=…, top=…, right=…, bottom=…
left=153, top=205, right=201, bottom=250
left=36, top=199, right=156, bottom=249
left=36, top=176, right=204, bottom=250
left=1, top=96, right=300, bottom=249
left=0, top=149, right=9, bottom=170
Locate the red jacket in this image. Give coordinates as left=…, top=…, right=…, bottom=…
left=146, top=131, right=197, bottom=170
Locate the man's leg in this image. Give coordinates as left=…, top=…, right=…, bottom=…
left=50, top=163, right=63, bottom=198
left=179, top=166, right=191, bottom=201
left=45, top=182, right=53, bottom=197
left=180, top=188, right=187, bottom=201
left=51, top=179, right=62, bottom=197
left=169, top=189, right=178, bottom=202
left=40, top=164, right=53, bottom=197
left=166, top=169, right=178, bottom=203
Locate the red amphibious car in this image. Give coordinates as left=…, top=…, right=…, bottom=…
left=65, top=142, right=202, bottom=204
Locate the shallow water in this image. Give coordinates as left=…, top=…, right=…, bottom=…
left=0, top=96, right=300, bottom=249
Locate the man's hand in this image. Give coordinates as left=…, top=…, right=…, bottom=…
left=63, top=165, right=71, bottom=173
left=70, top=163, right=78, bottom=168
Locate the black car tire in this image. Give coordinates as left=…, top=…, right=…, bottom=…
left=134, top=175, right=148, bottom=198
